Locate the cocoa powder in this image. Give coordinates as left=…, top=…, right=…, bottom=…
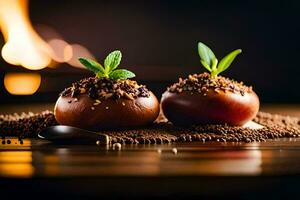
left=0, top=111, right=299, bottom=144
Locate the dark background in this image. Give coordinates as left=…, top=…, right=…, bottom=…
left=0, top=0, right=300, bottom=103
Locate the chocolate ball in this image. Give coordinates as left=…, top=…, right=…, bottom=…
left=161, top=73, right=260, bottom=126
left=54, top=77, right=160, bottom=131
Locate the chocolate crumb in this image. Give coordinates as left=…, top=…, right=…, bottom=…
left=60, top=77, right=150, bottom=100
left=172, top=148, right=178, bottom=154
left=112, top=143, right=122, bottom=150
left=168, top=72, right=252, bottom=96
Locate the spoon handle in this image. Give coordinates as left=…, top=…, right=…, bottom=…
left=38, top=125, right=110, bottom=144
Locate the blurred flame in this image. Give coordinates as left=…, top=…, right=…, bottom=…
left=0, top=0, right=53, bottom=70
left=0, top=0, right=95, bottom=72
left=4, top=73, right=41, bottom=95
left=0, top=0, right=95, bottom=95
left=67, top=44, right=94, bottom=68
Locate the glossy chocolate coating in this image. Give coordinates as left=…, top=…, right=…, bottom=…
left=161, top=89, right=259, bottom=126
left=54, top=92, right=160, bottom=131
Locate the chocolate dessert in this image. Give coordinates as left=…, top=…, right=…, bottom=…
left=161, top=42, right=259, bottom=126
left=54, top=50, right=160, bottom=130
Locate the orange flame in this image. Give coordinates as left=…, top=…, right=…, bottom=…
left=0, top=0, right=53, bottom=70
left=0, top=0, right=95, bottom=95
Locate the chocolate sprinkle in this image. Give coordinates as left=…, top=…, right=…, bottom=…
left=168, top=72, right=252, bottom=96
left=60, top=77, right=150, bottom=100
left=0, top=110, right=299, bottom=144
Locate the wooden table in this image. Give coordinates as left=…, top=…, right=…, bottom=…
left=1, top=104, right=300, bottom=199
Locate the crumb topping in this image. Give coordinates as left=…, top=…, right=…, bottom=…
left=168, top=72, right=253, bottom=96
left=60, top=77, right=150, bottom=100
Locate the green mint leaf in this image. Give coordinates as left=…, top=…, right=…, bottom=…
left=200, top=60, right=212, bottom=72
left=198, top=42, right=216, bottom=67
left=216, top=49, right=242, bottom=75
left=78, top=58, right=105, bottom=75
left=109, top=69, right=136, bottom=80
left=104, top=50, right=122, bottom=73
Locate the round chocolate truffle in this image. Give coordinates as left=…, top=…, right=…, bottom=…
left=161, top=73, right=260, bottom=126
left=55, top=77, right=160, bottom=131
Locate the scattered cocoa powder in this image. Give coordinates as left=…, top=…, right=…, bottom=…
left=0, top=111, right=57, bottom=139
left=0, top=110, right=299, bottom=144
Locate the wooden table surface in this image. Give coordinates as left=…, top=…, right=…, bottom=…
left=1, top=104, right=300, bottom=199
left=1, top=138, right=300, bottom=178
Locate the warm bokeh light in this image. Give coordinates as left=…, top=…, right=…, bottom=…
left=67, top=44, right=95, bottom=68
left=0, top=0, right=53, bottom=70
left=48, top=39, right=73, bottom=63
left=4, top=73, right=41, bottom=95
left=0, top=151, right=33, bottom=163
left=0, top=151, right=34, bottom=178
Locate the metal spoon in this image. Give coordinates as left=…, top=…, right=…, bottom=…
left=38, top=125, right=110, bottom=144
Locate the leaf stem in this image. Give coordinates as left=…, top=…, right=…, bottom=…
left=211, top=70, right=218, bottom=78
left=211, top=58, right=218, bottom=71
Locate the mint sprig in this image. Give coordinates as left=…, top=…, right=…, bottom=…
left=198, top=42, right=242, bottom=77
left=79, top=50, right=135, bottom=80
